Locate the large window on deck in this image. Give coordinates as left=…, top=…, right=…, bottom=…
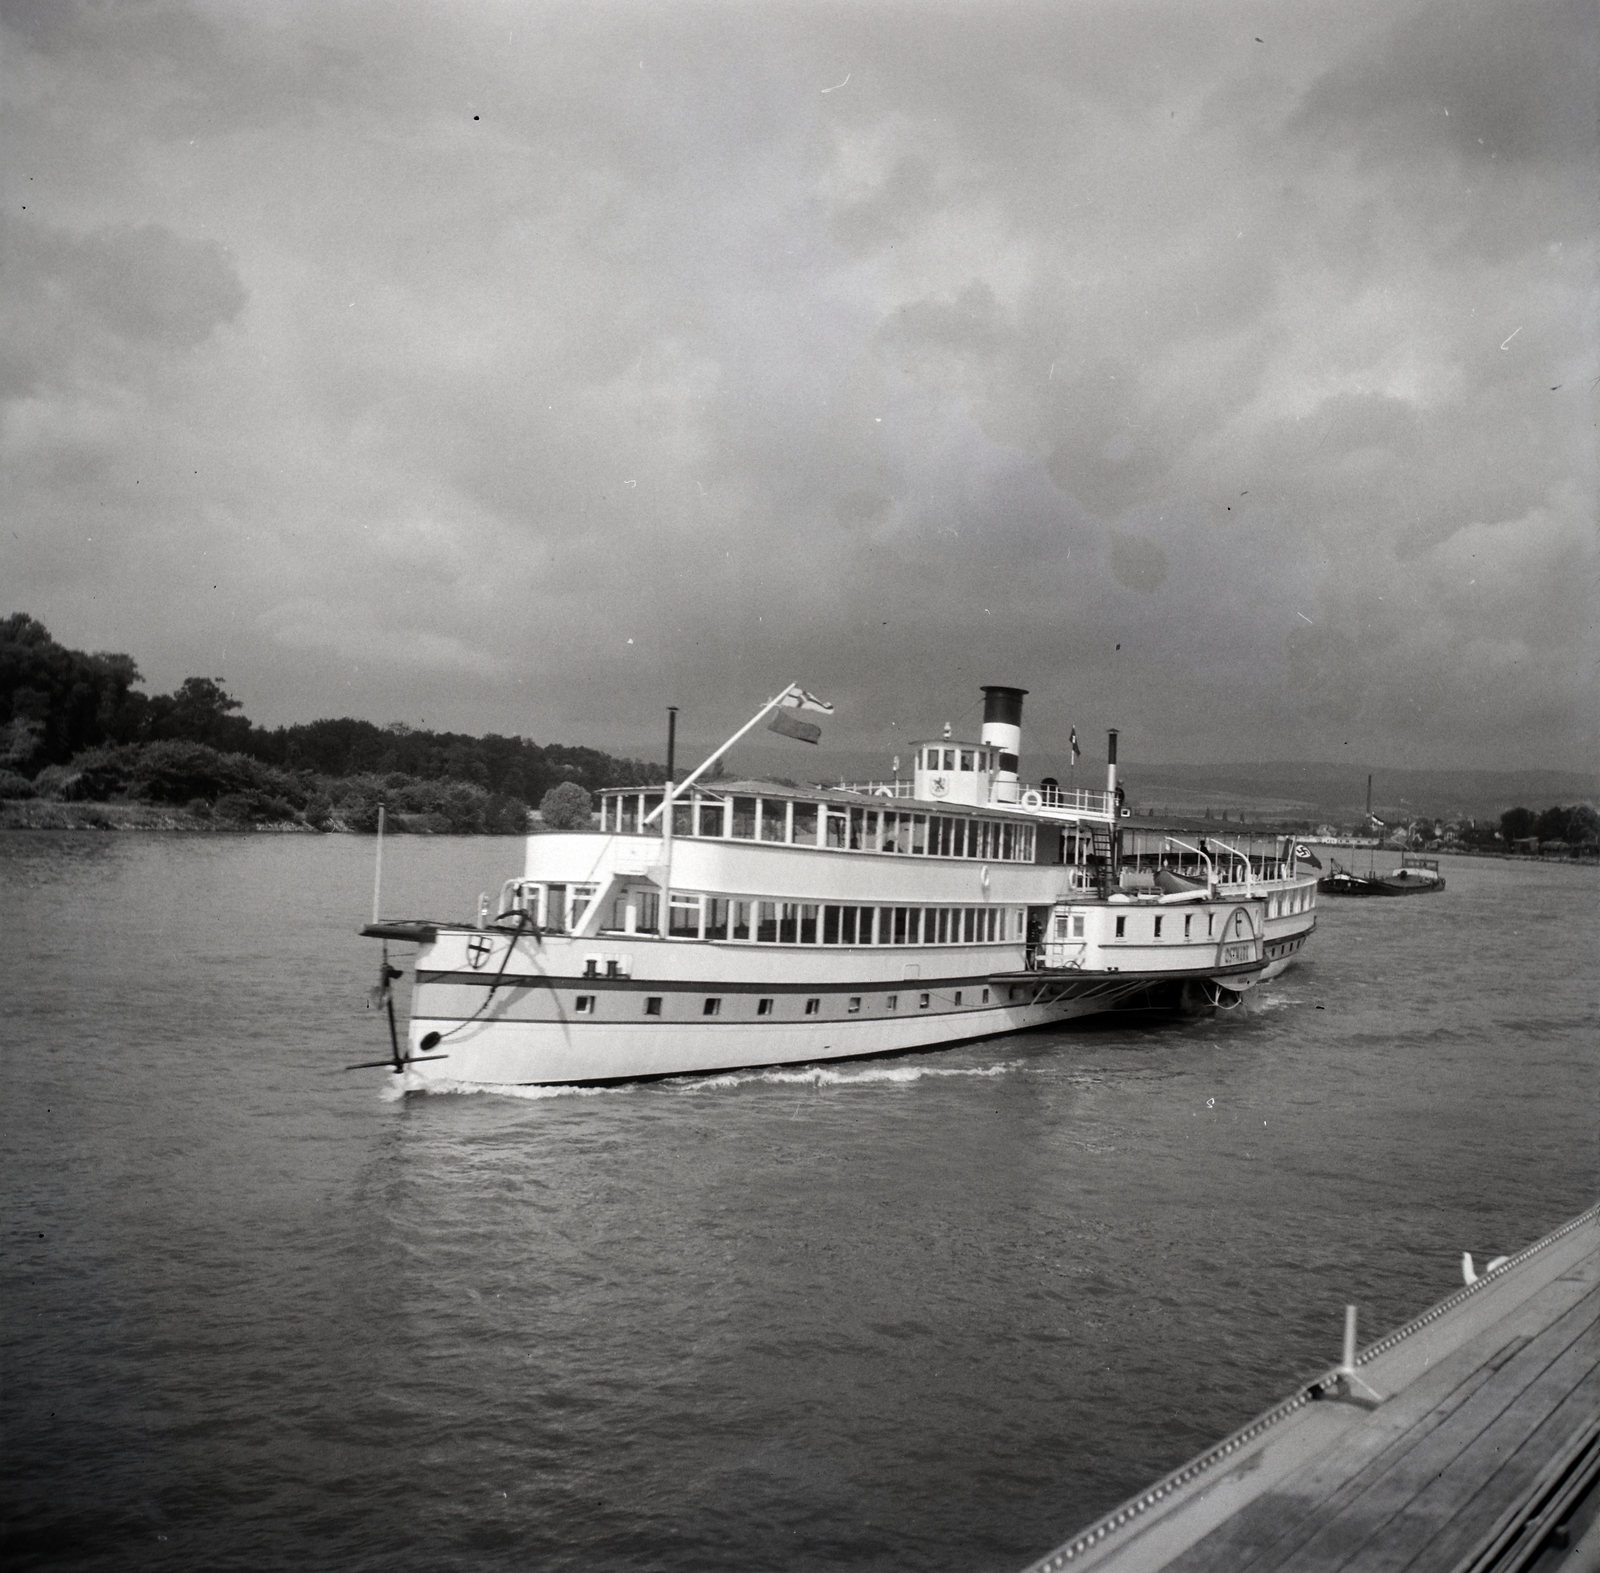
left=645, top=895, right=1019, bottom=946
left=601, top=792, right=1037, bottom=862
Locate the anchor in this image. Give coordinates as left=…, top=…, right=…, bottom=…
left=345, top=941, right=449, bottom=1073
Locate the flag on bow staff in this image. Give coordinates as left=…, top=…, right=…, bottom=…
left=1293, top=843, right=1323, bottom=869
left=768, top=684, right=834, bottom=744
left=783, top=687, right=835, bottom=714
left=769, top=710, right=822, bottom=744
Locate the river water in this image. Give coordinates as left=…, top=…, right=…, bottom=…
left=2, top=833, right=1595, bottom=1571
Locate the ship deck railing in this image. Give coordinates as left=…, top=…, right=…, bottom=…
left=839, top=780, right=1115, bottom=816
left=839, top=779, right=917, bottom=798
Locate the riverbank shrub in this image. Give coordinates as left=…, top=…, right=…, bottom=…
left=213, top=790, right=299, bottom=825
left=131, top=741, right=306, bottom=807
left=538, top=781, right=592, bottom=829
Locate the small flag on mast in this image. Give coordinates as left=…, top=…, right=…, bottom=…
left=1069, top=728, right=1080, bottom=767
left=781, top=686, right=835, bottom=715
left=769, top=683, right=833, bottom=743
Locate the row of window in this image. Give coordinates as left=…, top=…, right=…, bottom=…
left=599, top=793, right=1038, bottom=863
left=572, top=987, right=998, bottom=1017
left=522, top=879, right=1307, bottom=941
left=1053, top=911, right=1221, bottom=941
left=918, top=746, right=998, bottom=773
left=1269, top=889, right=1313, bottom=915
left=606, top=893, right=1021, bottom=945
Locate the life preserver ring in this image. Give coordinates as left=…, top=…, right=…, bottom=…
left=930, top=776, right=949, bottom=798
left=1021, top=789, right=1043, bottom=809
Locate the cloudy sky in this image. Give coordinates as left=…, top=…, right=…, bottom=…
left=3, top=0, right=1595, bottom=774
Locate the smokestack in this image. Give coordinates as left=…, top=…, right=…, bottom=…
left=980, top=686, right=1028, bottom=782
left=1106, top=729, right=1119, bottom=799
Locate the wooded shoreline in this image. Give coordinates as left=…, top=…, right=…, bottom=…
left=6, top=800, right=1598, bottom=864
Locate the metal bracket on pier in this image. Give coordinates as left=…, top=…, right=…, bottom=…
left=1315, top=1304, right=1386, bottom=1408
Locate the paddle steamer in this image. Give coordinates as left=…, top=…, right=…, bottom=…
left=360, top=685, right=1318, bottom=1085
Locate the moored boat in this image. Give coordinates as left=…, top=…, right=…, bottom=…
left=1318, top=855, right=1445, bottom=897
left=358, top=685, right=1319, bottom=1086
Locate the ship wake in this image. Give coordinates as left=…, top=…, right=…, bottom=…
left=676, top=1059, right=1024, bottom=1093
left=382, top=1058, right=1025, bottom=1100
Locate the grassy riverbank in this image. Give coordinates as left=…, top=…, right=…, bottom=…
left=0, top=799, right=523, bottom=834
left=2, top=800, right=224, bottom=831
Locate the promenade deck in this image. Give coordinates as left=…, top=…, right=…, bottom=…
left=1023, top=1203, right=1600, bottom=1573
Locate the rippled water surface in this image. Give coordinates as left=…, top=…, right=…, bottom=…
left=3, top=833, right=1596, bottom=1571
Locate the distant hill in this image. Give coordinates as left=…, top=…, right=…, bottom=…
left=733, top=743, right=1595, bottom=828
left=1109, top=761, right=1599, bottom=828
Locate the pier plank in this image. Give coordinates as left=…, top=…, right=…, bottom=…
left=1268, top=1357, right=1599, bottom=1573
left=1356, top=1373, right=1600, bottom=1572
left=1023, top=1210, right=1600, bottom=1573
left=1164, top=1346, right=1519, bottom=1571
left=1165, top=1277, right=1600, bottom=1571
left=1285, top=1289, right=1600, bottom=1572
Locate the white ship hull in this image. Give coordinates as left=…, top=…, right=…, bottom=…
left=386, top=909, right=1272, bottom=1087
left=359, top=688, right=1321, bottom=1088
left=409, top=993, right=1071, bottom=1086
left=1259, top=873, right=1318, bottom=979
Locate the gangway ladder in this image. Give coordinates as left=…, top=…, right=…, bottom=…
left=1086, top=823, right=1116, bottom=891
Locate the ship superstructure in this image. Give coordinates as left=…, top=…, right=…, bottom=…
left=361, top=685, right=1317, bottom=1086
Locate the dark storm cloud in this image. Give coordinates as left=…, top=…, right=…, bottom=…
left=2, top=0, right=1593, bottom=769
left=1293, top=0, right=1597, bottom=172
left=4, top=218, right=246, bottom=363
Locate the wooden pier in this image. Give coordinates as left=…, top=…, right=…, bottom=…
left=1023, top=1203, right=1600, bottom=1572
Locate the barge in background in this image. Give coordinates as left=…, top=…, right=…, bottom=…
left=1319, top=855, right=1446, bottom=897
left=359, top=684, right=1319, bottom=1086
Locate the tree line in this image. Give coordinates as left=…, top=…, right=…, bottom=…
left=1486, top=803, right=1599, bottom=851
left=0, top=614, right=661, bottom=831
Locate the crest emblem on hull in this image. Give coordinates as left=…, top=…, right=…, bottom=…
left=466, top=935, right=495, bottom=970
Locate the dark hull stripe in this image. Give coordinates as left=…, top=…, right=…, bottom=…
left=415, top=968, right=1008, bottom=994
left=411, top=977, right=1266, bottom=1032
left=414, top=962, right=1262, bottom=1003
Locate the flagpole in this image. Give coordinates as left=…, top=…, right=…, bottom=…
left=645, top=685, right=801, bottom=936
left=642, top=684, right=800, bottom=827
left=659, top=706, right=677, bottom=931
